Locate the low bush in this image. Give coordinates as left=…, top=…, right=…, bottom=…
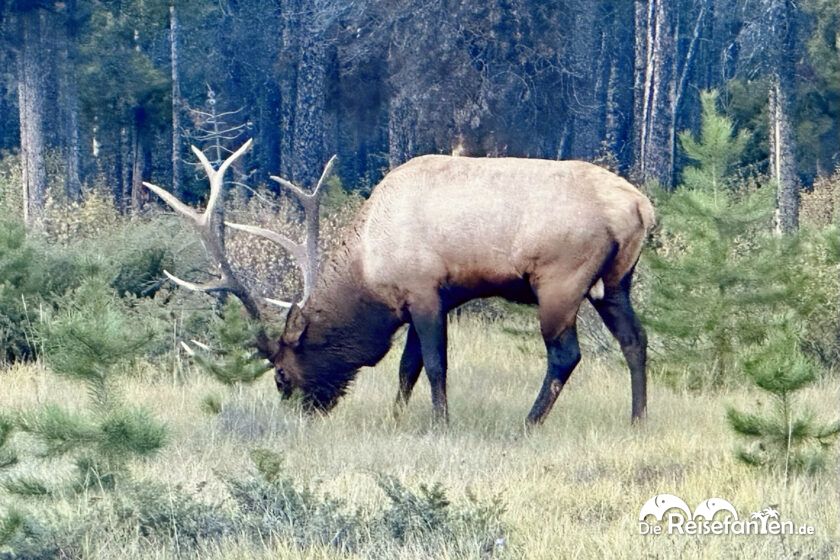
left=0, top=449, right=509, bottom=558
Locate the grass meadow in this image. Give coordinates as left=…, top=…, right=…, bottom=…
left=1, top=311, right=837, bottom=559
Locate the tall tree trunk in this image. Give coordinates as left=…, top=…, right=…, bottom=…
left=769, top=74, right=799, bottom=233
left=255, top=82, right=282, bottom=182
left=130, top=113, right=149, bottom=213
left=292, top=38, right=327, bottom=187
left=114, top=127, right=126, bottom=213
left=60, top=1, right=82, bottom=201
left=568, top=2, right=602, bottom=159
left=170, top=4, right=182, bottom=196
left=278, top=0, right=329, bottom=187
left=387, top=94, right=417, bottom=169
left=769, top=0, right=799, bottom=234
left=670, top=1, right=707, bottom=183
left=632, top=0, right=677, bottom=187
left=16, top=8, right=48, bottom=228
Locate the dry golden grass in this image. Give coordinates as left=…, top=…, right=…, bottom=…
left=1, top=312, right=838, bottom=559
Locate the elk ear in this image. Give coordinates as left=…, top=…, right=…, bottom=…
left=282, top=304, right=308, bottom=347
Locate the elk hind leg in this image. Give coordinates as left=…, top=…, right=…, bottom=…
left=394, top=323, right=423, bottom=417
left=590, top=278, right=647, bottom=421
left=409, top=303, right=449, bottom=424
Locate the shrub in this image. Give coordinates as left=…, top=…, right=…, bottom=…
left=0, top=220, right=95, bottom=363
left=225, top=183, right=363, bottom=302
left=727, top=326, right=840, bottom=478
left=643, top=89, right=835, bottom=388
left=2, top=278, right=167, bottom=496
left=0, top=153, right=23, bottom=219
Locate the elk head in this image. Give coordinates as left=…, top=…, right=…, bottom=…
left=144, top=140, right=337, bottom=406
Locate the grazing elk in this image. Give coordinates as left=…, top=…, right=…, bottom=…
left=145, top=140, right=655, bottom=426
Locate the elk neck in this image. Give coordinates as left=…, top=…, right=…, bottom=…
left=298, top=240, right=404, bottom=383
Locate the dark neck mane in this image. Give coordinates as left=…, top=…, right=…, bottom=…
left=297, top=237, right=402, bottom=406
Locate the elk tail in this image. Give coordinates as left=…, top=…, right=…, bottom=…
left=589, top=278, right=605, bottom=300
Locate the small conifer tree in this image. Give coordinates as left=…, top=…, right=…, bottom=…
left=645, top=90, right=791, bottom=387
left=185, top=300, right=275, bottom=413
left=190, top=299, right=271, bottom=387
left=727, top=326, right=840, bottom=479
left=3, top=278, right=166, bottom=495
left=679, top=90, right=749, bottom=195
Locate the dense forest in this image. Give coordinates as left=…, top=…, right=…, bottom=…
left=1, top=0, right=839, bottom=230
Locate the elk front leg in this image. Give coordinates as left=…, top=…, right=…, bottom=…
left=526, top=325, right=581, bottom=425
left=394, top=323, right=424, bottom=417
left=409, top=303, right=449, bottom=424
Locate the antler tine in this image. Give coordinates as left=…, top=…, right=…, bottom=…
left=269, top=175, right=310, bottom=203
left=163, top=270, right=233, bottom=293
left=143, top=182, right=200, bottom=222
left=225, top=220, right=313, bottom=297
left=204, top=139, right=252, bottom=222
left=264, top=297, right=293, bottom=309
left=311, top=155, right=338, bottom=198
left=216, top=138, right=253, bottom=182
left=190, top=145, right=216, bottom=183
left=225, top=221, right=307, bottom=261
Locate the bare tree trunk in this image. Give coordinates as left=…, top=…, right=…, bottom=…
left=293, top=39, right=327, bottom=186
left=170, top=4, right=182, bottom=196
left=387, top=94, right=417, bottom=168
left=17, top=8, right=48, bottom=228
left=632, top=0, right=647, bottom=166
left=130, top=116, right=149, bottom=213
left=114, top=127, right=126, bottom=213
left=59, top=1, right=82, bottom=201
left=568, top=2, right=602, bottom=159
left=768, top=0, right=799, bottom=234
left=632, top=0, right=677, bottom=187
left=769, top=74, right=799, bottom=233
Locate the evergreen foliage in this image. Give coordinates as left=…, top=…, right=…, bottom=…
left=190, top=299, right=273, bottom=388
left=645, top=92, right=790, bottom=387
left=727, top=326, right=840, bottom=478
left=679, top=91, right=749, bottom=193
left=2, top=278, right=166, bottom=498
left=0, top=219, right=94, bottom=363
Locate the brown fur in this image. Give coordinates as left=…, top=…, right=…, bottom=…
left=273, top=156, right=655, bottom=415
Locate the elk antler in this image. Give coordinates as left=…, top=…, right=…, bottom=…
left=144, top=140, right=337, bottom=357
left=143, top=140, right=282, bottom=357
left=227, top=154, right=337, bottom=304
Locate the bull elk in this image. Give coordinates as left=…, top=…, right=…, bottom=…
left=145, top=140, right=655, bottom=426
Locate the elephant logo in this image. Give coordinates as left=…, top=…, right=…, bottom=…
left=693, top=498, right=739, bottom=521
left=639, top=494, right=693, bottom=522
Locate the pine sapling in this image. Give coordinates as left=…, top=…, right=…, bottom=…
left=186, top=300, right=275, bottom=412
left=727, top=326, right=840, bottom=480
left=3, top=278, right=167, bottom=495
left=645, top=88, right=801, bottom=388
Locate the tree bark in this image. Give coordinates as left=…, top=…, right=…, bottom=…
left=130, top=113, right=150, bottom=213
left=16, top=8, right=48, bottom=228
left=632, top=0, right=677, bottom=187
left=114, top=127, right=126, bottom=213
left=768, top=0, right=799, bottom=234
left=568, top=2, right=603, bottom=159
left=769, top=74, right=799, bottom=233
left=170, top=4, right=182, bottom=197
left=58, top=1, right=82, bottom=201
left=292, top=38, right=328, bottom=187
